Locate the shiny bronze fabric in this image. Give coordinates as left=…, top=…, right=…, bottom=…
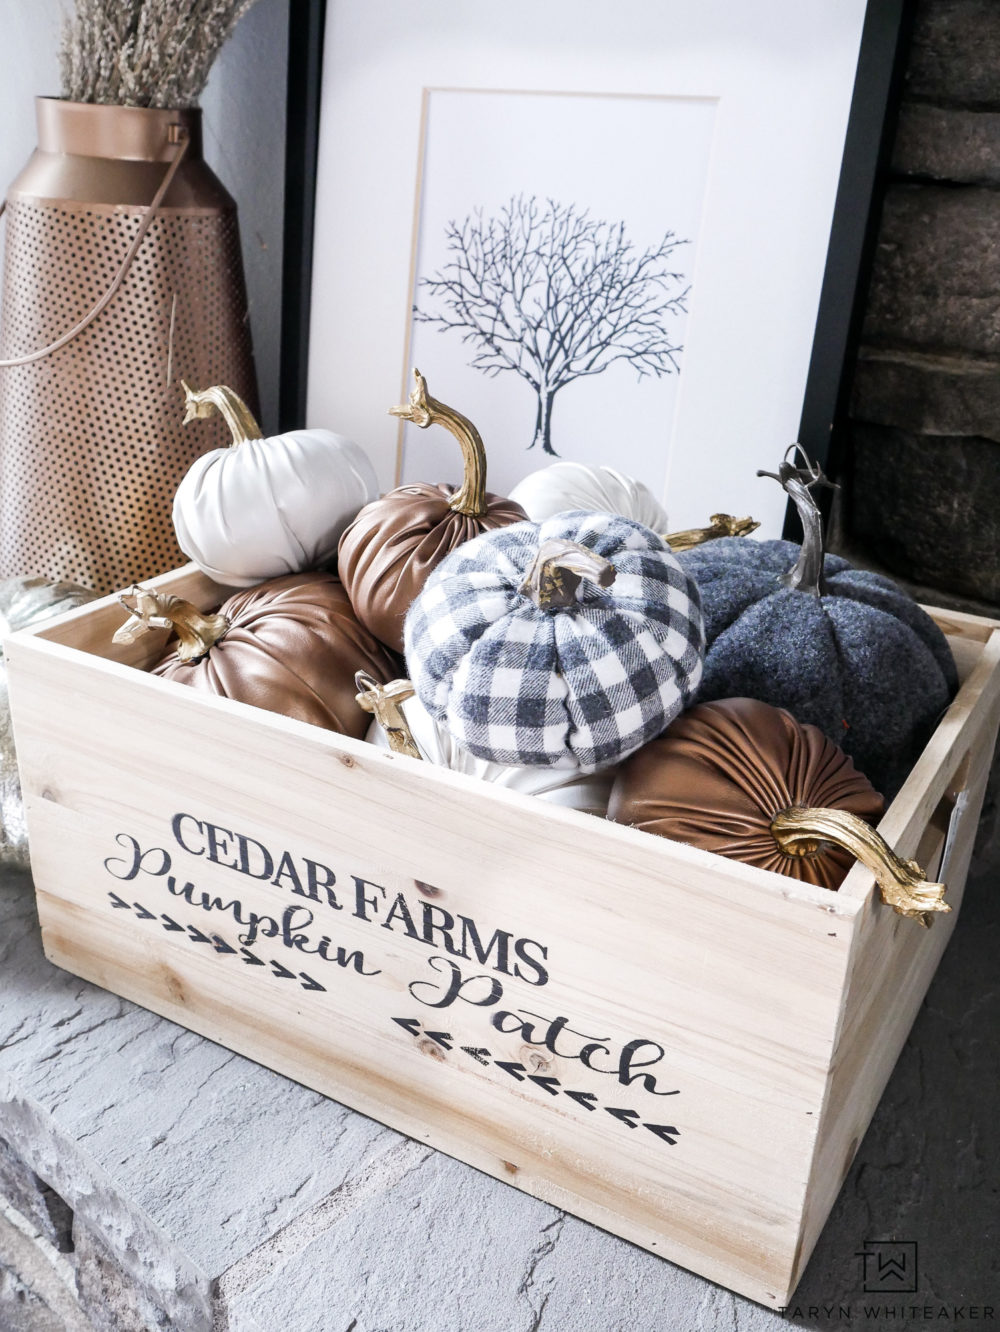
left=152, top=572, right=400, bottom=739
left=608, top=697, right=884, bottom=889
left=337, top=483, right=527, bottom=653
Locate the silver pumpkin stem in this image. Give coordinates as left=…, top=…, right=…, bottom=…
left=757, top=445, right=838, bottom=597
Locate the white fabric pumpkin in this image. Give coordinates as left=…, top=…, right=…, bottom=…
left=509, top=462, right=669, bottom=533
left=365, top=690, right=613, bottom=816
left=173, top=383, right=377, bottom=587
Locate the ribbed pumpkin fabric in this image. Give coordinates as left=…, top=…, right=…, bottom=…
left=404, top=511, right=704, bottom=772
left=173, top=428, right=377, bottom=588
left=677, top=538, right=958, bottom=798
left=608, top=696, right=885, bottom=889
left=337, top=482, right=527, bottom=653
left=152, top=571, right=400, bottom=737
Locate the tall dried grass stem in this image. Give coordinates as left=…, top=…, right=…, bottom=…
left=60, top=0, right=260, bottom=108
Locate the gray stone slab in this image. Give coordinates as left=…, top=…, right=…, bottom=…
left=904, top=0, right=1000, bottom=106
left=862, top=184, right=1000, bottom=357
left=0, top=871, right=394, bottom=1284
left=893, top=103, right=1000, bottom=187
left=848, top=420, right=1000, bottom=603
left=851, top=347, right=1000, bottom=443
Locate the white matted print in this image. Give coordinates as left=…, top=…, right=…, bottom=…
left=402, top=90, right=716, bottom=503
left=308, top=0, right=872, bottom=537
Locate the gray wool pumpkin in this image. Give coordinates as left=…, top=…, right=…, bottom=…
left=676, top=454, right=958, bottom=798
left=403, top=510, right=705, bottom=772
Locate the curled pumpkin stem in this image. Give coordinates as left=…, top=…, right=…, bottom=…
left=389, top=369, right=488, bottom=518
left=758, top=445, right=838, bottom=597
left=355, top=672, right=422, bottom=760
left=664, top=513, right=760, bottom=551
left=520, top=538, right=616, bottom=610
left=770, top=805, right=950, bottom=928
left=113, top=585, right=230, bottom=663
left=181, top=381, right=263, bottom=447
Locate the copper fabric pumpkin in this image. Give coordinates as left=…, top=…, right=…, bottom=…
left=608, top=696, right=885, bottom=890
left=117, top=572, right=399, bottom=738
left=337, top=371, right=526, bottom=652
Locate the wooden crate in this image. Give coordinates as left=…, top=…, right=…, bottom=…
left=7, top=563, right=1000, bottom=1309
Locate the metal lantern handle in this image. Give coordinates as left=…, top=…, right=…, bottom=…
left=0, top=125, right=190, bottom=368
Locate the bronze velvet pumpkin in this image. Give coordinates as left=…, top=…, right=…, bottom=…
left=608, top=696, right=885, bottom=890
left=337, top=371, right=526, bottom=653
left=117, top=572, right=399, bottom=738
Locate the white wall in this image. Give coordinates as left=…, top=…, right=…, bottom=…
left=0, top=0, right=289, bottom=433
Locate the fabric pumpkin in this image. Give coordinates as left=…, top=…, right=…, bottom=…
left=676, top=451, right=958, bottom=797
left=362, top=677, right=613, bottom=816
left=1, top=576, right=96, bottom=868
left=608, top=696, right=885, bottom=890
left=510, top=462, right=670, bottom=533
left=173, top=382, right=377, bottom=587
left=337, top=370, right=526, bottom=653
left=404, top=510, right=705, bottom=771
left=115, top=572, right=398, bottom=738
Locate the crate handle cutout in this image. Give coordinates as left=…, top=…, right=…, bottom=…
left=770, top=806, right=949, bottom=928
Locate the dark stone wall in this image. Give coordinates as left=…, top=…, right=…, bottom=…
left=841, top=0, right=1000, bottom=610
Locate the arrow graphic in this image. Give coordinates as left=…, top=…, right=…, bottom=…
left=160, top=914, right=184, bottom=932
left=391, top=1017, right=423, bottom=1038
left=605, top=1107, right=640, bottom=1128
left=563, top=1090, right=599, bottom=1111
left=461, top=1047, right=492, bottom=1066
left=107, top=892, right=131, bottom=910
left=643, top=1124, right=681, bottom=1145
left=299, top=972, right=326, bottom=992
left=495, top=1061, right=527, bottom=1081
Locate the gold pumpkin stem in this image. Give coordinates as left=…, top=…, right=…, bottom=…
left=182, top=381, right=263, bottom=447
left=520, top=538, right=616, bottom=610
left=664, top=513, right=761, bottom=552
left=112, top=585, right=230, bottom=663
left=389, top=369, right=488, bottom=518
left=355, top=672, right=423, bottom=760
left=770, top=805, right=950, bottom=928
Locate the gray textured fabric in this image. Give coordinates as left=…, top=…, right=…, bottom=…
left=404, top=511, right=704, bottom=771
left=677, top=538, right=959, bottom=797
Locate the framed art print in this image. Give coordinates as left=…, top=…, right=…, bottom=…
left=302, top=0, right=908, bottom=539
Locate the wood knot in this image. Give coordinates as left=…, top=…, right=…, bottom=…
left=339, top=754, right=356, bottom=768
left=520, top=1046, right=552, bottom=1074
left=418, top=1038, right=446, bottom=1062
left=415, top=879, right=441, bottom=898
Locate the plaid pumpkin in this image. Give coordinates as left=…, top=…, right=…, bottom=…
left=403, top=510, right=705, bottom=771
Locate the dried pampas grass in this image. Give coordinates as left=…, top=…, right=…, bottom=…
left=60, top=0, right=260, bottom=108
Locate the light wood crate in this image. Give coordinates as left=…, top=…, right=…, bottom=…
left=6, top=563, right=1000, bottom=1309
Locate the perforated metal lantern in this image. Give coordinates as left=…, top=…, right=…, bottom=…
left=0, top=98, right=258, bottom=594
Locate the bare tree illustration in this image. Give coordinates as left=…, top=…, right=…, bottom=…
left=413, top=195, right=689, bottom=455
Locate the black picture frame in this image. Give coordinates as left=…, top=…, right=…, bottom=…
left=788, top=0, right=914, bottom=537
left=279, top=0, right=328, bottom=432
left=282, top=0, right=912, bottom=519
